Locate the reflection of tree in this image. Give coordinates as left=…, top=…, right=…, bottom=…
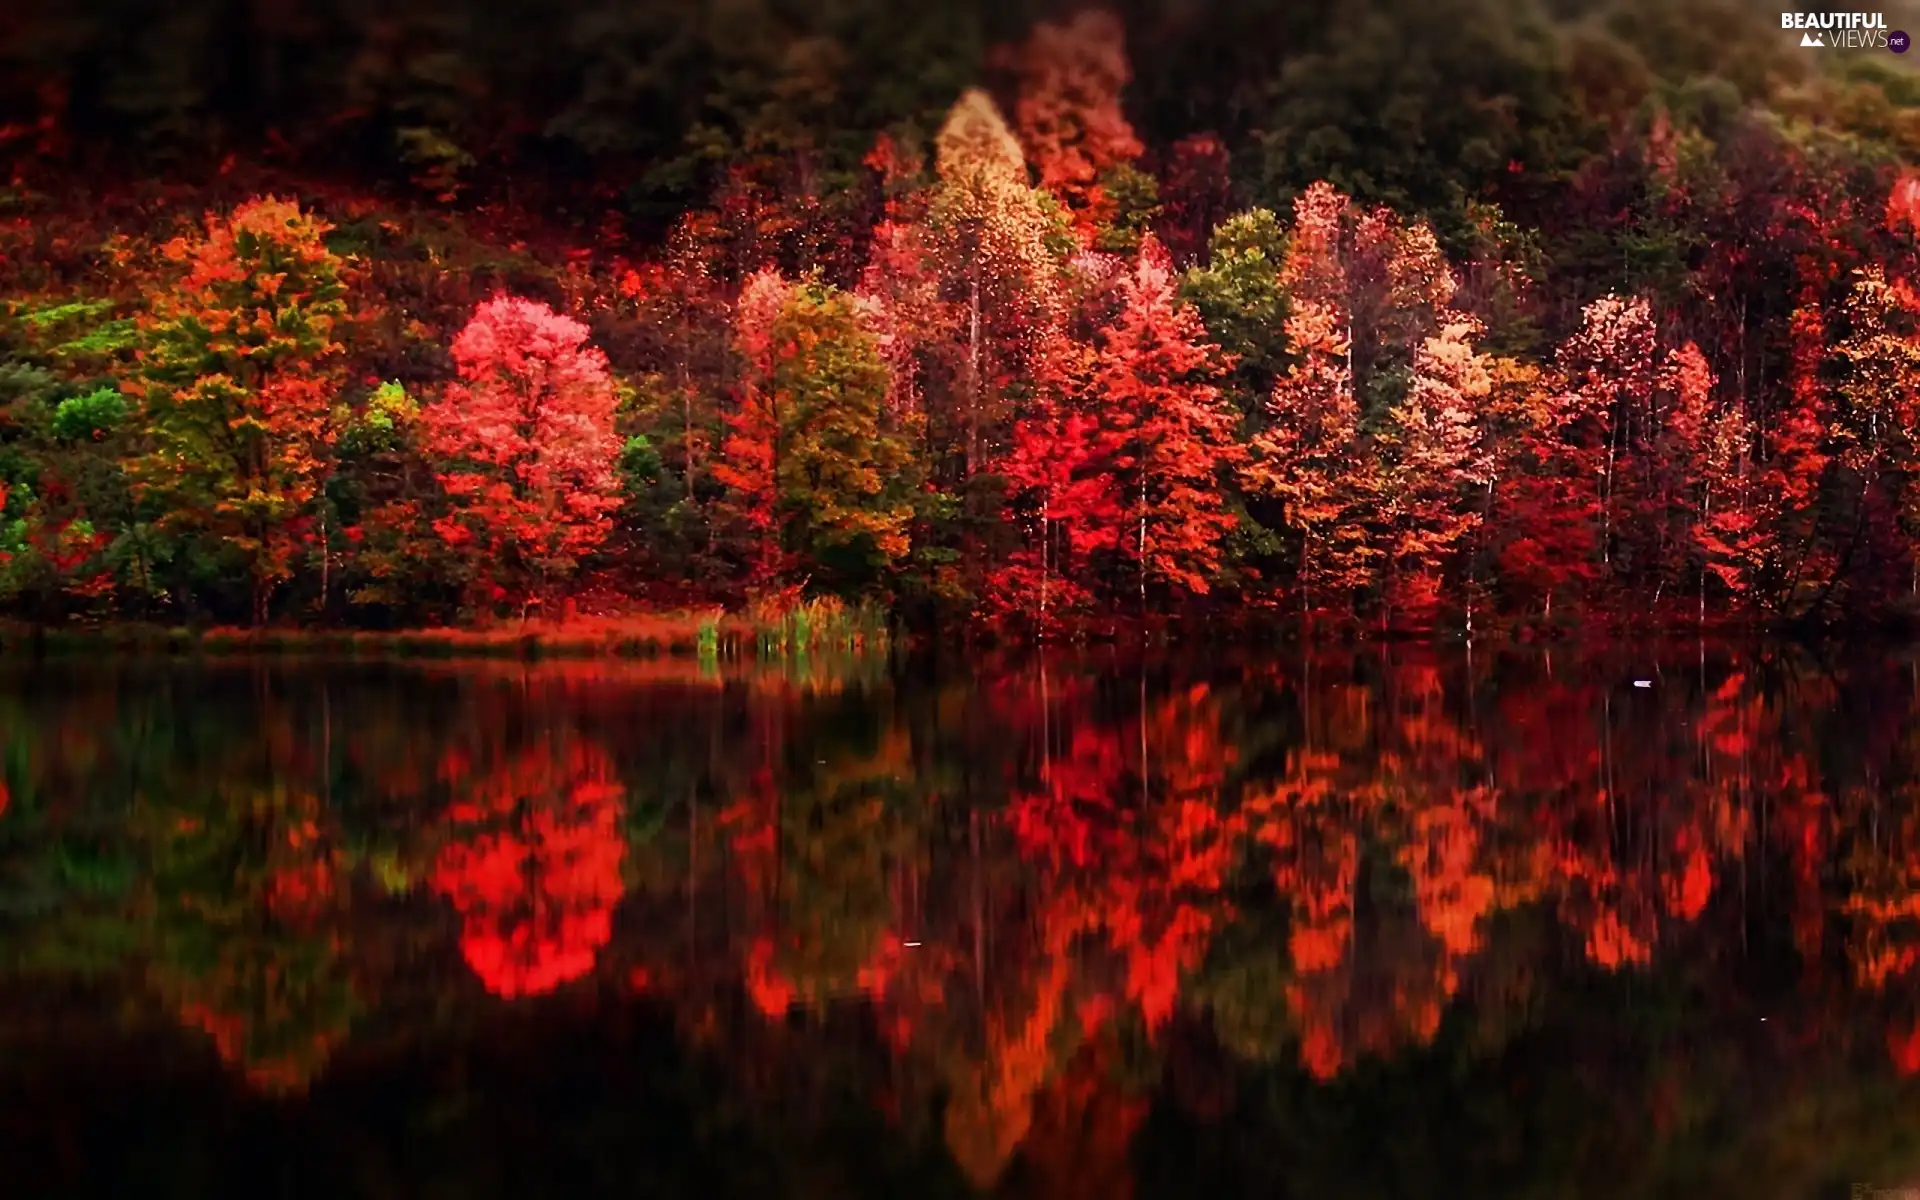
left=712, top=698, right=945, bottom=1030
left=1188, top=907, right=1293, bottom=1065
left=943, top=951, right=1074, bottom=1192
left=1003, top=1036, right=1147, bottom=1200
left=18, top=649, right=1920, bottom=1190
left=142, top=776, right=357, bottom=1094
left=432, top=736, right=627, bottom=999
left=1891, top=1016, right=1920, bottom=1075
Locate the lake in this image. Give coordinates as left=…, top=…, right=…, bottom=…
left=1, top=644, right=1917, bottom=1198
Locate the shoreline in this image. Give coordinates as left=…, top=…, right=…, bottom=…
left=0, top=614, right=824, bottom=661
left=0, top=611, right=1872, bottom=662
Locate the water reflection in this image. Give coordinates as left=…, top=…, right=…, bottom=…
left=1, top=646, right=1919, bottom=1195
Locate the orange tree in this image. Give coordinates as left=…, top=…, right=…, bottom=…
left=129, top=196, right=348, bottom=625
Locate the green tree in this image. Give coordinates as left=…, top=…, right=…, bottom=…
left=716, top=277, right=916, bottom=597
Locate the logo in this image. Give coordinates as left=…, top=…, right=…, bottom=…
left=1892, top=29, right=1912, bottom=51
left=1783, top=11, right=1893, bottom=49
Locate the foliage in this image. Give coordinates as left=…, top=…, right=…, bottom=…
left=128, top=196, right=348, bottom=625
left=424, top=295, right=623, bottom=617
left=2, top=2, right=1920, bottom=635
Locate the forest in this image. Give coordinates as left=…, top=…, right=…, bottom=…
left=7, top=0, right=1920, bottom=636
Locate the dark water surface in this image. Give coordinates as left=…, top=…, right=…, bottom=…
left=3, top=644, right=1919, bottom=1198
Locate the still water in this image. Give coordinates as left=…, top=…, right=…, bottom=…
left=1, top=644, right=1918, bottom=1198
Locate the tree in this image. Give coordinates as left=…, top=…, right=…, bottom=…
left=1157, top=133, right=1235, bottom=269
left=1483, top=356, right=1598, bottom=623
left=425, top=296, right=623, bottom=618
left=1659, top=341, right=1739, bottom=621
left=1695, top=388, right=1764, bottom=619
left=1001, top=9, right=1144, bottom=238
left=1085, top=234, right=1242, bottom=609
left=1759, top=296, right=1834, bottom=619
left=130, top=196, right=347, bottom=625
left=888, top=88, right=1071, bottom=609
left=1375, top=317, right=1493, bottom=626
left=1835, top=268, right=1920, bottom=605
left=1554, top=294, right=1660, bottom=601
left=1245, top=184, right=1374, bottom=622
left=713, top=273, right=916, bottom=597
left=928, top=88, right=1069, bottom=485
left=994, top=333, right=1103, bottom=630
left=774, top=282, right=917, bottom=595
left=1179, top=207, right=1290, bottom=424
left=331, top=380, right=456, bottom=620
left=1248, top=297, right=1373, bottom=622
left=711, top=269, right=795, bottom=592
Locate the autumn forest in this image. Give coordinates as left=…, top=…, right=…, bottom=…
left=6, top=0, right=1920, bottom=636
left=13, top=5, right=1920, bottom=1193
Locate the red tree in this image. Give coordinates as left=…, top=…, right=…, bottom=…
left=1002, top=9, right=1144, bottom=237
left=425, top=296, right=623, bottom=617
left=711, top=269, right=796, bottom=592
left=1085, top=234, right=1243, bottom=608
left=995, top=333, right=1106, bottom=629
left=1555, top=294, right=1659, bottom=598
left=1760, top=295, right=1834, bottom=618
left=1155, top=133, right=1233, bottom=268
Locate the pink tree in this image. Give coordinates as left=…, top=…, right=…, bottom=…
left=426, top=296, right=623, bottom=618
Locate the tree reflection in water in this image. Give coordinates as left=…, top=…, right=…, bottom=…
left=0, top=646, right=1918, bottom=1195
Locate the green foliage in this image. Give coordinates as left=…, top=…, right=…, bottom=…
left=1094, top=163, right=1164, bottom=255
left=1181, top=208, right=1291, bottom=423
left=774, top=285, right=917, bottom=594
left=1249, top=0, right=1592, bottom=242
left=49, top=387, right=129, bottom=443
left=619, top=434, right=666, bottom=496
left=339, top=381, right=420, bottom=457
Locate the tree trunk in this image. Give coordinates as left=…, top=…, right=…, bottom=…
left=682, top=313, right=696, bottom=503
left=318, top=504, right=330, bottom=619
left=1602, top=417, right=1617, bottom=568
left=1138, top=471, right=1147, bottom=620
left=1700, top=485, right=1710, bottom=629
left=1039, top=491, right=1051, bottom=633
left=967, top=267, right=982, bottom=480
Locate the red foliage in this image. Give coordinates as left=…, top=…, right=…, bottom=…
left=1002, top=9, right=1144, bottom=236
left=1156, top=133, right=1233, bottom=268
left=424, top=295, right=623, bottom=612
left=431, top=738, right=629, bottom=999
left=992, top=328, right=1104, bottom=627
left=711, top=269, right=797, bottom=591
left=1087, top=235, right=1241, bottom=604
left=132, top=194, right=346, bottom=623
left=1891, top=1016, right=1920, bottom=1075
left=1890, top=167, right=1920, bottom=237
